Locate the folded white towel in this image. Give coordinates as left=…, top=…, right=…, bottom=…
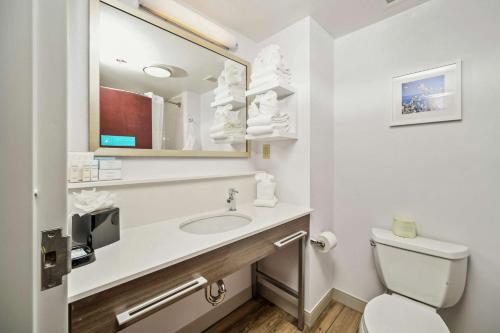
left=248, top=102, right=260, bottom=119
left=210, top=132, right=228, bottom=140
left=249, top=77, right=291, bottom=90
left=210, top=123, right=243, bottom=134
left=251, top=71, right=291, bottom=85
left=247, top=124, right=288, bottom=136
left=210, top=129, right=244, bottom=140
left=259, top=105, right=279, bottom=116
left=252, top=45, right=290, bottom=76
left=247, top=113, right=289, bottom=127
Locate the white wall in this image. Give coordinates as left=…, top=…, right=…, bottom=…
left=253, top=17, right=311, bottom=308
left=253, top=17, right=336, bottom=312
left=308, top=19, right=335, bottom=310
left=333, top=0, right=500, bottom=332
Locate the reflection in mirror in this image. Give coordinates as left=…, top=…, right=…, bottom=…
left=94, top=2, right=248, bottom=156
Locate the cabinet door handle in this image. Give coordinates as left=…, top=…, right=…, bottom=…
left=274, top=230, right=308, bottom=248
left=116, top=276, right=207, bottom=326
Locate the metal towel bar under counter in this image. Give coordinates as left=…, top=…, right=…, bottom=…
left=253, top=229, right=308, bottom=330
left=116, top=277, right=207, bottom=326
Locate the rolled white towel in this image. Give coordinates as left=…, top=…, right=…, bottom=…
left=210, top=123, right=227, bottom=133
left=210, top=132, right=228, bottom=140
left=259, top=105, right=279, bottom=116
left=248, top=102, right=260, bottom=119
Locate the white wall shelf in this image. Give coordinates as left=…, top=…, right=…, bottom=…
left=210, top=96, right=246, bottom=109
left=245, top=82, right=295, bottom=99
left=245, top=132, right=297, bottom=142
left=67, top=171, right=258, bottom=190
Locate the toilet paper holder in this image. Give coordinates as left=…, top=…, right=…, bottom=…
left=310, top=238, right=326, bottom=249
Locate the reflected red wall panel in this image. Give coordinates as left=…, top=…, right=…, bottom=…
left=99, top=87, right=152, bottom=149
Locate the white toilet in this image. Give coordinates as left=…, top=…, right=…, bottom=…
left=358, top=228, right=469, bottom=333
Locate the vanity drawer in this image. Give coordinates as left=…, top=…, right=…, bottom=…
left=69, top=214, right=310, bottom=333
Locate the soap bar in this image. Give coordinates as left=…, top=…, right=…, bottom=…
left=392, top=217, right=417, bottom=238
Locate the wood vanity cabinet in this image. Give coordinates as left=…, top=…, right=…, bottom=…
left=69, top=215, right=310, bottom=333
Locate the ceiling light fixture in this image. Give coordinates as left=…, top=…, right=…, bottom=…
left=139, top=0, right=238, bottom=50
left=143, top=65, right=172, bottom=78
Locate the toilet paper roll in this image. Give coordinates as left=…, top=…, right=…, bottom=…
left=317, top=231, right=337, bottom=253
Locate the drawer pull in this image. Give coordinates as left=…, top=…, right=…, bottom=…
left=274, top=230, right=308, bottom=248
left=116, top=276, right=207, bottom=326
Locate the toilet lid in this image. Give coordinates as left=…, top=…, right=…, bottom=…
left=363, top=294, right=449, bottom=333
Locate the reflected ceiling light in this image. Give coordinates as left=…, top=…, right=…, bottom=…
left=139, top=0, right=238, bottom=50
left=143, top=65, right=172, bottom=78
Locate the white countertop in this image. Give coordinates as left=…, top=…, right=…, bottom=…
left=68, top=202, right=312, bottom=303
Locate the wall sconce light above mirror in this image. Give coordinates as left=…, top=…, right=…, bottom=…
left=89, top=0, right=250, bottom=157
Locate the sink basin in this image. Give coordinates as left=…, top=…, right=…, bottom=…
left=180, top=213, right=252, bottom=234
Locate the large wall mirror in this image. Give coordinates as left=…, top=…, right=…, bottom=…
left=89, top=0, right=250, bottom=157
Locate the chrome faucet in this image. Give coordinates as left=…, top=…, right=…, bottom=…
left=226, top=188, right=239, bottom=211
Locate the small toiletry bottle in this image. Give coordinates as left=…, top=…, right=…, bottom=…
left=82, top=163, right=91, bottom=182
left=89, top=160, right=99, bottom=181
left=69, top=164, right=82, bottom=183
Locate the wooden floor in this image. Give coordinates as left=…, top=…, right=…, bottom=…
left=204, top=298, right=362, bottom=333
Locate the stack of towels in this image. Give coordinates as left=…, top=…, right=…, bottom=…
left=246, top=91, right=289, bottom=137
left=210, top=105, right=244, bottom=142
left=254, top=172, right=278, bottom=208
left=249, top=44, right=291, bottom=90
left=213, top=59, right=245, bottom=105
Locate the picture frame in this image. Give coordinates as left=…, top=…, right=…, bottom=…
left=391, top=60, right=462, bottom=126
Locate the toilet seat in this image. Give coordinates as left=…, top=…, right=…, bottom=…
left=362, top=294, right=449, bottom=333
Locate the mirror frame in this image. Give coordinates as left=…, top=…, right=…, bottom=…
left=89, top=0, right=251, bottom=157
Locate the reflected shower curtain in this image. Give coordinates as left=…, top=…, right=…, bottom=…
left=144, top=92, right=164, bottom=150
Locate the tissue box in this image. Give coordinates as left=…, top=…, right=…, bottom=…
left=72, top=208, right=120, bottom=249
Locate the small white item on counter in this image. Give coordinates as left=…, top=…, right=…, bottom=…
left=99, top=169, right=122, bottom=181
left=392, top=217, right=417, bottom=238
left=68, top=152, right=95, bottom=183
left=72, top=189, right=116, bottom=216
left=82, top=165, right=91, bottom=182
left=98, top=159, right=122, bottom=170
left=315, top=231, right=337, bottom=253
left=69, top=165, right=82, bottom=183
left=89, top=161, right=99, bottom=181
left=254, top=172, right=278, bottom=208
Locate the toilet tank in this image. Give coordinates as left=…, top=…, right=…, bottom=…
left=371, top=228, right=469, bottom=308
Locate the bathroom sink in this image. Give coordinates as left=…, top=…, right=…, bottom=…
left=180, top=213, right=252, bottom=234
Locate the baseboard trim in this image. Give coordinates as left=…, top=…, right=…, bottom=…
left=175, top=285, right=366, bottom=332
left=176, top=287, right=252, bottom=333
left=306, top=288, right=334, bottom=327
left=258, top=284, right=367, bottom=328
left=257, top=281, right=331, bottom=328
left=330, top=288, right=367, bottom=313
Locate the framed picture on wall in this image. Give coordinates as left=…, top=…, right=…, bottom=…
left=391, top=60, right=462, bottom=126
